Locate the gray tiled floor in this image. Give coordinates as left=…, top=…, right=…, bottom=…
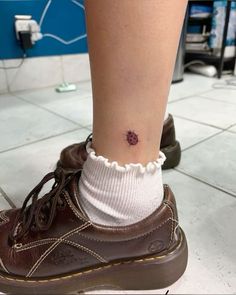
left=0, top=128, right=91, bottom=207
left=168, top=95, right=236, bottom=129
left=199, top=83, right=236, bottom=105
left=229, top=125, right=236, bottom=133
left=168, top=73, right=216, bottom=102
left=0, top=94, right=78, bottom=152
left=0, top=73, right=236, bottom=294
left=177, top=131, right=236, bottom=196
left=0, top=190, right=11, bottom=210
left=173, top=117, right=220, bottom=150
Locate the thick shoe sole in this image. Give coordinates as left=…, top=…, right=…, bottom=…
left=0, top=229, right=188, bottom=294
left=162, top=141, right=181, bottom=170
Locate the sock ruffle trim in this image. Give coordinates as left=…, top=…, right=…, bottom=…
left=86, top=141, right=166, bottom=174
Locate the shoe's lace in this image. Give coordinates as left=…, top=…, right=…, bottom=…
left=9, top=167, right=81, bottom=243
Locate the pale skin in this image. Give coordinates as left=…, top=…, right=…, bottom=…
left=85, top=0, right=188, bottom=165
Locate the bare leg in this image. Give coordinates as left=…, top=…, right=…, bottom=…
left=85, top=0, right=188, bottom=165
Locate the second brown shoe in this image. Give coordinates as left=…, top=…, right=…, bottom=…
left=59, top=114, right=181, bottom=171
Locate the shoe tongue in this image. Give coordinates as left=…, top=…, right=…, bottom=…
left=60, top=142, right=88, bottom=170
left=66, top=172, right=89, bottom=219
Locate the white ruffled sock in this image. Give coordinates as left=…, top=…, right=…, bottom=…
left=79, top=142, right=166, bottom=226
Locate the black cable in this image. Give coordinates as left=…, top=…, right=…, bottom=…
left=0, top=53, right=26, bottom=70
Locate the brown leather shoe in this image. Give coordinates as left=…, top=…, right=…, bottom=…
left=0, top=168, right=187, bottom=294
left=59, top=114, right=181, bottom=171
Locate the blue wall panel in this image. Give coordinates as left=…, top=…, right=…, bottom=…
left=0, top=0, right=88, bottom=59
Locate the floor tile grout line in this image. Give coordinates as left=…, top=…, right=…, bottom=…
left=168, top=88, right=216, bottom=105
left=231, top=122, right=236, bottom=128
left=3, top=75, right=213, bottom=98
left=172, top=114, right=224, bottom=130
left=12, top=93, right=80, bottom=126
left=0, top=187, right=16, bottom=208
left=5, top=79, right=92, bottom=96
left=181, top=124, right=235, bottom=153
left=195, top=88, right=217, bottom=95
left=11, top=92, right=90, bottom=127
left=181, top=130, right=225, bottom=153
left=83, top=125, right=93, bottom=132
left=227, top=129, right=236, bottom=134
left=174, top=168, right=236, bottom=199
left=13, top=93, right=83, bottom=126
left=13, top=91, right=92, bottom=102
left=198, top=95, right=236, bottom=106
left=12, top=89, right=92, bottom=103
left=168, top=95, right=200, bottom=105
left=0, top=127, right=83, bottom=154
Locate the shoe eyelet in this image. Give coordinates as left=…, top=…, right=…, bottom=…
left=13, top=243, right=23, bottom=250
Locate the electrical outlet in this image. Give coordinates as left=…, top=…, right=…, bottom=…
left=15, top=20, right=31, bottom=39
left=15, top=15, right=42, bottom=43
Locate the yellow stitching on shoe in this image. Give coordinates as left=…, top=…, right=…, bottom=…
left=15, top=238, right=107, bottom=263
left=164, top=203, right=175, bottom=248
left=14, top=239, right=55, bottom=250
left=26, top=222, right=91, bottom=278
left=14, top=216, right=174, bottom=265
left=15, top=203, right=177, bottom=278
left=0, top=231, right=184, bottom=284
left=64, top=240, right=107, bottom=263
left=77, top=217, right=173, bottom=243
left=64, top=193, right=87, bottom=222
left=19, top=239, right=106, bottom=263
left=163, top=200, right=180, bottom=243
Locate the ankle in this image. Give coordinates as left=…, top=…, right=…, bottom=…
left=78, top=142, right=166, bottom=226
